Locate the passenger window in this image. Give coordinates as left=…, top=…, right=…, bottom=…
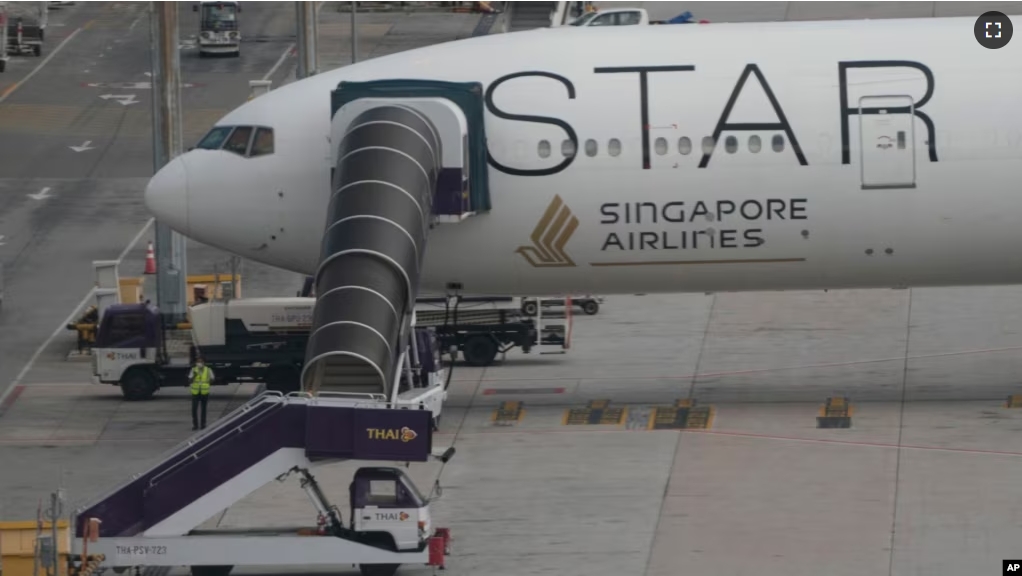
left=561, top=139, right=576, bottom=158
left=250, top=127, right=274, bottom=157
left=538, top=140, right=551, bottom=158
left=772, top=134, right=785, bottom=153
left=223, top=126, right=253, bottom=156
left=590, top=13, right=616, bottom=26
left=608, top=138, right=621, bottom=157
left=749, top=135, right=762, bottom=153
left=701, top=136, right=715, bottom=155
left=654, top=137, right=668, bottom=156
left=584, top=139, right=598, bottom=157
left=619, top=11, right=641, bottom=25
left=678, top=137, right=692, bottom=155
left=725, top=136, right=738, bottom=154
left=196, top=126, right=232, bottom=150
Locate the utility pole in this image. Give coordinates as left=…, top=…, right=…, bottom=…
left=350, top=1, right=357, bottom=63
left=295, top=1, right=318, bottom=78
left=150, top=1, right=188, bottom=324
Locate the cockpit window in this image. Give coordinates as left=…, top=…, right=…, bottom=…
left=223, top=126, right=253, bottom=156
left=196, top=126, right=232, bottom=150
left=250, top=127, right=274, bottom=156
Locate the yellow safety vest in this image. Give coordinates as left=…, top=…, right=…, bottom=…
left=190, top=366, right=211, bottom=396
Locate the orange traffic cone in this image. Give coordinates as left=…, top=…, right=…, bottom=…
left=144, top=241, right=156, bottom=274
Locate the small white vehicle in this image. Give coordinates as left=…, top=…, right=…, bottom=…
left=193, top=0, right=240, bottom=57
left=568, top=8, right=648, bottom=26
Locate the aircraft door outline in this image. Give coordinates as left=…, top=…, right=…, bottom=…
left=858, top=95, right=917, bottom=190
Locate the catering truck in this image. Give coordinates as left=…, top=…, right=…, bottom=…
left=92, top=298, right=312, bottom=400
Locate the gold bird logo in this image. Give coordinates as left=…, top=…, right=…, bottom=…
left=515, top=195, right=578, bottom=267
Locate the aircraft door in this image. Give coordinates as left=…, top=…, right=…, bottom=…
left=858, top=96, right=916, bottom=190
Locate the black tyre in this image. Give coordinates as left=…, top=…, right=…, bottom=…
left=462, top=335, right=498, bottom=366
left=33, top=45, right=41, bottom=57
left=581, top=300, right=600, bottom=315
left=359, top=564, right=399, bottom=576
left=0, top=59, right=6, bottom=73
left=190, top=566, right=233, bottom=576
left=120, top=368, right=158, bottom=401
left=521, top=300, right=538, bottom=317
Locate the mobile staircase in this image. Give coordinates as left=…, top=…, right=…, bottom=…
left=67, top=79, right=494, bottom=576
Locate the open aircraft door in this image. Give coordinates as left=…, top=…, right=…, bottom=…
left=858, top=95, right=917, bottom=190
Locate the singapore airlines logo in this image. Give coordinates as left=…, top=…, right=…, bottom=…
left=516, top=195, right=578, bottom=268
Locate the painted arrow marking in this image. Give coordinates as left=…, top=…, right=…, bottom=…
left=0, top=235, right=6, bottom=247
left=99, top=94, right=138, bottom=106
left=69, top=140, right=94, bottom=153
left=27, top=187, right=52, bottom=201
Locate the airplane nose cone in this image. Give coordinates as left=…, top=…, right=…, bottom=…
left=145, top=157, right=189, bottom=234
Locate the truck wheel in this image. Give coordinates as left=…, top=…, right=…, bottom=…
left=521, top=300, right=538, bottom=316
left=463, top=335, right=497, bottom=366
left=121, top=368, right=157, bottom=401
left=581, top=300, right=600, bottom=315
left=33, top=45, right=41, bottom=57
left=359, top=564, right=399, bottom=576
left=190, top=566, right=233, bottom=576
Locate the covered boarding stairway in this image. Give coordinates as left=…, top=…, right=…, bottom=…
left=300, top=80, right=491, bottom=399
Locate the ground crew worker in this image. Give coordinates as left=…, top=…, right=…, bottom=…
left=189, top=356, right=214, bottom=430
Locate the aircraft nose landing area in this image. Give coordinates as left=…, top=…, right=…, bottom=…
left=144, top=156, right=190, bottom=235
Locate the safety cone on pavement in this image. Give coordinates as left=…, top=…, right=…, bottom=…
left=144, top=241, right=156, bottom=274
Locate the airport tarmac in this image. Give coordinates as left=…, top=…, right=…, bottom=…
left=4, top=2, right=1022, bottom=576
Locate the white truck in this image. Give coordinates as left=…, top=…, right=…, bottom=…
left=93, top=297, right=447, bottom=401
left=93, top=298, right=315, bottom=400
left=567, top=7, right=706, bottom=27
left=194, top=0, right=241, bottom=57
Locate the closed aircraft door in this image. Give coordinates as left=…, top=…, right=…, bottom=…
left=858, top=95, right=916, bottom=190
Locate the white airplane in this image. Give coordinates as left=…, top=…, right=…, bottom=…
left=145, top=16, right=1022, bottom=298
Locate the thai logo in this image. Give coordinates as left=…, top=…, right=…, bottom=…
left=400, top=426, right=417, bottom=442
left=399, top=512, right=409, bottom=521
left=516, top=195, right=578, bottom=267
left=366, top=426, right=419, bottom=442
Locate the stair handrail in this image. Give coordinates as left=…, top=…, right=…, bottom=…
left=74, top=390, right=286, bottom=514
left=146, top=395, right=292, bottom=489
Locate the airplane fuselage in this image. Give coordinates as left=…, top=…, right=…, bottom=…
left=152, top=17, right=1022, bottom=296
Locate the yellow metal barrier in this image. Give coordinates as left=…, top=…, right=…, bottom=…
left=0, top=520, right=71, bottom=576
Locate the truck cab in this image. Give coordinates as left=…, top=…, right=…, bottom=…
left=92, top=303, right=167, bottom=389
left=350, top=467, right=432, bottom=552
left=193, top=0, right=240, bottom=57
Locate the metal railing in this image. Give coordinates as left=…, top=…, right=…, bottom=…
left=74, top=390, right=287, bottom=514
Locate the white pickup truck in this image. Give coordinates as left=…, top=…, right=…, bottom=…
left=567, top=7, right=706, bottom=27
